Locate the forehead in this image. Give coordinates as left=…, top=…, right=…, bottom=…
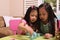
left=39, top=7, right=47, bottom=14
left=30, top=10, right=37, bottom=14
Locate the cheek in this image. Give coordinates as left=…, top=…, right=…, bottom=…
left=45, top=15, right=48, bottom=19
left=39, top=15, right=48, bottom=21
left=30, top=17, right=36, bottom=20
left=30, top=16, right=33, bottom=20
left=44, top=15, right=48, bottom=20
left=30, top=17, right=37, bottom=22
left=35, top=18, right=37, bottom=20
left=34, top=18, right=37, bottom=21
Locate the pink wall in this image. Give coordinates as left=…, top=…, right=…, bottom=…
left=0, top=0, right=24, bottom=17
left=10, top=0, right=24, bottom=16
left=0, top=0, right=10, bottom=16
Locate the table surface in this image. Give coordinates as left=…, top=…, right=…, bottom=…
left=0, top=35, right=55, bottom=40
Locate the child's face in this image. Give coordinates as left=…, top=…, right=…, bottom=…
left=30, top=10, right=38, bottom=23
left=39, top=7, right=48, bottom=22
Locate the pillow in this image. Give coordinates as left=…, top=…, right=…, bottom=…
left=3, top=16, right=13, bottom=27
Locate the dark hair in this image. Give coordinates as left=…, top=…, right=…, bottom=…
left=24, top=6, right=38, bottom=25
left=38, top=3, right=57, bottom=36
left=24, top=6, right=39, bottom=32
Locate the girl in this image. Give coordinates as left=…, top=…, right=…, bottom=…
left=19, top=3, right=58, bottom=39
left=38, top=2, right=57, bottom=38
left=18, top=6, right=39, bottom=39
left=24, top=6, right=39, bottom=32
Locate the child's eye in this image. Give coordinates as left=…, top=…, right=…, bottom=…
left=31, top=15, right=37, bottom=17
left=31, top=15, right=34, bottom=17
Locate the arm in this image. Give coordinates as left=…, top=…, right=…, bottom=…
left=18, top=22, right=34, bottom=36
left=18, top=22, right=40, bottom=39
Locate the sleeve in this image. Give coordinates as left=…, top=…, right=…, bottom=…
left=3, top=16, right=13, bottom=27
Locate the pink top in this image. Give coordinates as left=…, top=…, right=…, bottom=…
left=9, top=18, right=26, bottom=35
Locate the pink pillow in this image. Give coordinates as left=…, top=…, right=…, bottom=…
left=9, top=18, right=26, bottom=35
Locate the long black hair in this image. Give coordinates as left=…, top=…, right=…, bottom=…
left=24, top=6, right=39, bottom=32
left=38, top=2, right=57, bottom=36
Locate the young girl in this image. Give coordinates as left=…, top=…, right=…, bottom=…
left=18, top=3, right=58, bottom=39
left=38, top=2, right=58, bottom=38
left=18, top=6, right=39, bottom=39
left=20, top=3, right=57, bottom=38
left=24, top=6, right=39, bottom=32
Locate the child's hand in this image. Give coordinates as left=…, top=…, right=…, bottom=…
left=18, top=22, right=34, bottom=36
left=44, top=33, right=53, bottom=39
left=18, top=22, right=26, bottom=30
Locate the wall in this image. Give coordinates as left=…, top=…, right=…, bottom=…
left=0, top=0, right=10, bottom=16
left=0, top=0, right=24, bottom=17
left=10, top=0, right=24, bottom=16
